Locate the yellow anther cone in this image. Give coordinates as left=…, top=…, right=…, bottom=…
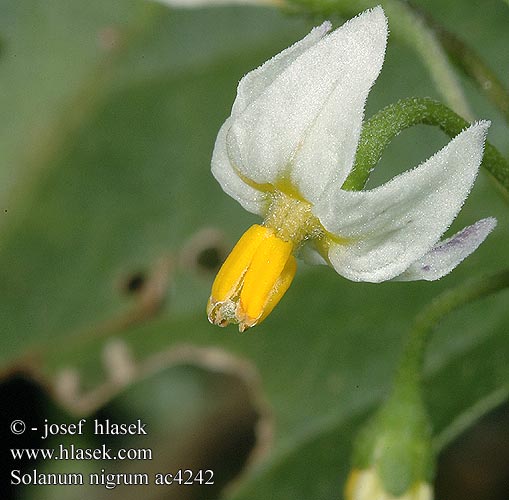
left=207, top=224, right=297, bottom=331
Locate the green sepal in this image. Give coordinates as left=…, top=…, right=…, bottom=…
left=351, top=385, right=434, bottom=496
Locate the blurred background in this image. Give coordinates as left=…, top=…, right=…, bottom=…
left=1, top=0, right=508, bottom=499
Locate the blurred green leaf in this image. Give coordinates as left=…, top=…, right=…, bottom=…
left=0, top=1, right=311, bottom=368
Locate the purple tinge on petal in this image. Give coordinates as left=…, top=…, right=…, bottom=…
left=427, top=221, right=486, bottom=255
left=395, top=217, right=497, bottom=281
left=315, top=121, right=490, bottom=283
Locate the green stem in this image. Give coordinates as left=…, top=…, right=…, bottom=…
left=394, top=269, right=509, bottom=394
left=342, top=97, right=509, bottom=199
left=389, top=1, right=509, bottom=123
left=431, top=19, right=509, bottom=124
left=288, top=0, right=473, bottom=118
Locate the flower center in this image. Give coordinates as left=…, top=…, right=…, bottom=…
left=207, top=192, right=323, bottom=332
left=263, top=191, right=322, bottom=245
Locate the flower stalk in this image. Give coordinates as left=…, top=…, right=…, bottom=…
left=344, top=97, right=509, bottom=199
left=347, top=268, right=509, bottom=499
left=395, top=268, right=509, bottom=394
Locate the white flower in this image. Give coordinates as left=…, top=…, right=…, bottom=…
left=207, top=6, right=496, bottom=331
left=346, top=468, right=433, bottom=500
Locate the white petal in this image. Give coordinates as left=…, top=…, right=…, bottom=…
left=232, top=22, right=331, bottom=117
left=314, top=121, right=490, bottom=282
left=298, top=242, right=329, bottom=266
left=211, top=22, right=331, bottom=216
left=395, top=218, right=497, bottom=281
left=226, top=7, right=388, bottom=201
left=211, top=118, right=270, bottom=216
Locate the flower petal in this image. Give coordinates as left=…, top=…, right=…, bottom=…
left=232, top=21, right=332, bottom=117
left=226, top=7, right=388, bottom=201
left=298, top=242, right=329, bottom=266
left=394, top=218, right=497, bottom=281
left=211, top=118, right=270, bottom=215
left=314, top=121, right=490, bottom=282
left=211, top=22, right=332, bottom=216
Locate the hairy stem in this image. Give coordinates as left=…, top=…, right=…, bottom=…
left=396, top=1, right=509, bottom=123
left=394, top=269, right=509, bottom=394
left=431, top=19, right=509, bottom=124
left=343, top=97, right=509, bottom=199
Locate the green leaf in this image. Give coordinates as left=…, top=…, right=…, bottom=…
left=0, top=1, right=312, bottom=369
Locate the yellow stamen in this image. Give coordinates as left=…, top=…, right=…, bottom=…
left=207, top=224, right=297, bottom=332
left=209, top=224, right=269, bottom=304
left=256, top=253, right=297, bottom=325
left=207, top=191, right=324, bottom=331
left=238, top=233, right=294, bottom=330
